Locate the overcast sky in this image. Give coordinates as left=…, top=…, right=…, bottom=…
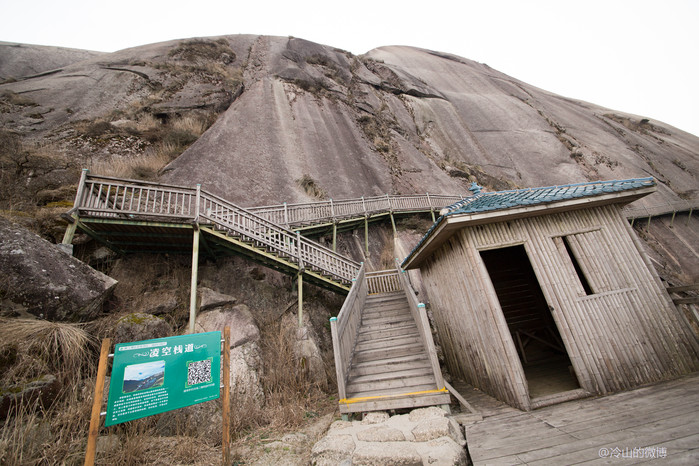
left=2, top=0, right=697, bottom=136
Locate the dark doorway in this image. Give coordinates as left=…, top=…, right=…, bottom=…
left=479, top=245, right=579, bottom=400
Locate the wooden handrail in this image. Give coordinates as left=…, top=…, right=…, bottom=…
left=330, top=263, right=367, bottom=400
left=248, top=193, right=464, bottom=227
left=395, top=260, right=445, bottom=389
left=366, top=270, right=402, bottom=294
left=73, top=173, right=361, bottom=284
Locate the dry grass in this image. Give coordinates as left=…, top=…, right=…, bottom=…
left=0, top=383, right=93, bottom=465
left=171, top=115, right=208, bottom=136
left=89, top=151, right=172, bottom=180
left=0, top=319, right=96, bottom=385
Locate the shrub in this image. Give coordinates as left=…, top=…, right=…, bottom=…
left=296, top=174, right=326, bottom=199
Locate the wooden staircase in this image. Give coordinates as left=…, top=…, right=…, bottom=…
left=331, top=268, right=450, bottom=414
left=347, top=292, right=440, bottom=400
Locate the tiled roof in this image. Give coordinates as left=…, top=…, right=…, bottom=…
left=442, top=178, right=656, bottom=216
left=402, top=177, right=656, bottom=268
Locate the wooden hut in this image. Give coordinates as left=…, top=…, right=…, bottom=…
left=402, top=178, right=699, bottom=410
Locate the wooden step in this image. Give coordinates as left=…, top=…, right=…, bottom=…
left=346, top=382, right=439, bottom=399
left=352, top=342, right=425, bottom=364
left=350, top=352, right=429, bottom=369
left=360, top=314, right=414, bottom=327
left=346, top=374, right=437, bottom=394
left=365, top=293, right=406, bottom=304
left=356, top=326, right=419, bottom=343
left=361, top=314, right=412, bottom=324
left=349, top=356, right=431, bottom=377
left=365, top=297, right=409, bottom=307
left=362, top=305, right=411, bottom=316
left=358, top=321, right=419, bottom=337
left=348, top=366, right=434, bottom=385
left=353, top=334, right=422, bottom=352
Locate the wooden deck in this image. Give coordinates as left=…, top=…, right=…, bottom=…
left=452, top=373, right=699, bottom=464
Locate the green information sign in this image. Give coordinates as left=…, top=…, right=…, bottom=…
left=106, top=332, right=221, bottom=426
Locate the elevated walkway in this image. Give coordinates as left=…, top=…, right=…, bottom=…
left=62, top=171, right=451, bottom=414
left=62, top=171, right=360, bottom=292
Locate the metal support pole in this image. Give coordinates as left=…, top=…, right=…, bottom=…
left=390, top=212, right=397, bottom=236
left=62, top=214, right=79, bottom=245
left=189, top=227, right=200, bottom=334
left=688, top=208, right=693, bottom=226
left=297, top=272, right=304, bottom=327
left=332, top=222, right=337, bottom=252
left=364, top=216, right=369, bottom=256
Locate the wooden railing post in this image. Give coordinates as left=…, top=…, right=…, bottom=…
left=194, top=184, right=201, bottom=221
left=426, top=192, right=436, bottom=222
left=283, top=202, right=289, bottom=227
left=62, top=168, right=89, bottom=247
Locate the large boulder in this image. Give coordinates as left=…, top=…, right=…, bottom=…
left=0, top=217, right=116, bottom=321
left=195, top=300, right=264, bottom=403
left=113, top=313, right=172, bottom=344
left=0, top=374, right=61, bottom=419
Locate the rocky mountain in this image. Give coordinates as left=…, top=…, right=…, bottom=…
left=1, top=35, right=697, bottom=210
left=1, top=35, right=697, bottom=282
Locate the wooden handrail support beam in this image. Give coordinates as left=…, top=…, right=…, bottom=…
left=666, top=283, right=699, bottom=306
left=396, top=260, right=445, bottom=390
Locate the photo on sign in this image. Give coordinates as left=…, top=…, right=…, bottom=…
left=122, top=360, right=165, bottom=394
left=186, top=358, right=212, bottom=387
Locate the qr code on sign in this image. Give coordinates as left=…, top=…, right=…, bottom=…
left=187, top=359, right=212, bottom=386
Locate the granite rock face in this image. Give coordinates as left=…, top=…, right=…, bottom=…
left=0, top=217, right=117, bottom=321
left=1, top=36, right=696, bottom=211
left=311, top=408, right=469, bottom=465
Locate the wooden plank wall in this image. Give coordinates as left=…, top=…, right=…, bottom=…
left=422, top=205, right=699, bottom=410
